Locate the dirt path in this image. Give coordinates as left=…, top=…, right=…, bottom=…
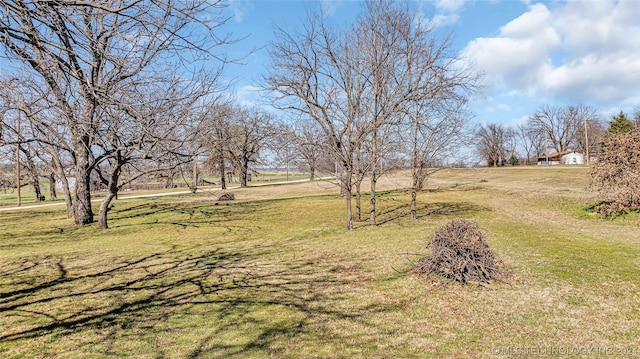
left=0, top=178, right=332, bottom=213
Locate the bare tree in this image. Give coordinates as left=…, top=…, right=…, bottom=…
left=202, top=104, right=234, bottom=190
left=289, top=119, right=330, bottom=180
left=573, top=111, right=604, bottom=164
left=267, top=1, right=477, bottom=228
left=0, top=160, right=15, bottom=194
left=227, top=106, right=277, bottom=188
left=271, top=124, right=297, bottom=182
left=515, top=122, right=544, bottom=165
left=1, top=0, right=234, bottom=225
left=92, top=72, right=218, bottom=229
left=267, top=8, right=369, bottom=230
left=529, top=105, right=581, bottom=153
left=566, top=105, right=601, bottom=160
left=475, top=123, right=515, bottom=167
left=407, top=98, right=469, bottom=219
left=18, top=144, right=44, bottom=200
left=1, top=76, right=75, bottom=214
left=356, top=0, right=478, bottom=225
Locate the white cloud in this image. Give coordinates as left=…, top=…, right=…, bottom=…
left=485, top=103, right=512, bottom=113
left=431, top=13, right=460, bottom=28
left=236, top=85, right=263, bottom=107
left=419, top=0, right=468, bottom=28
left=497, top=104, right=511, bottom=112
left=500, top=3, right=554, bottom=38
left=228, top=0, right=252, bottom=23
left=320, top=0, right=339, bottom=17
left=463, top=3, right=560, bottom=91
left=234, top=8, right=244, bottom=22
left=508, top=115, right=530, bottom=127
left=544, top=54, right=640, bottom=106
left=436, top=0, right=466, bottom=13
left=462, top=0, right=640, bottom=108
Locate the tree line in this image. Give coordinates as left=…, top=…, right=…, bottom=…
left=475, top=105, right=640, bottom=167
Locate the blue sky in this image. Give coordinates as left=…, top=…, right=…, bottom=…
left=221, top=0, right=640, bottom=127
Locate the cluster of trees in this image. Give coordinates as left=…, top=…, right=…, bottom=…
left=267, top=1, right=478, bottom=229
left=0, top=0, right=234, bottom=228
left=16, top=1, right=639, bottom=229
left=475, top=105, right=640, bottom=166
left=3, top=1, right=478, bottom=231
left=199, top=105, right=282, bottom=190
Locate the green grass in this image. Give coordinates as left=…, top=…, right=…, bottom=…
left=1, top=167, right=639, bottom=358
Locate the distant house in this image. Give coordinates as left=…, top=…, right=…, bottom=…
left=537, top=150, right=584, bottom=165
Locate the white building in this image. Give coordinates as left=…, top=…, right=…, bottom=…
left=537, top=150, right=584, bottom=165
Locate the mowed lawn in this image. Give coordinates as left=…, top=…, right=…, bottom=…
left=1, top=167, right=639, bottom=358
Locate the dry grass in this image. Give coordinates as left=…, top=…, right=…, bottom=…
left=1, top=166, right=639, bottom=358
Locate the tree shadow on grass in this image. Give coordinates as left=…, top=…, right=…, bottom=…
left=375, top=201, right=487, bottom=226
left=0, top=242, right=400, bottom=357
left=104, top=201, right=261, bottom=234
left=351, top=189, right=488, bottom=227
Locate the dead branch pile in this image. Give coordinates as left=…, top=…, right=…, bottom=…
left=411, top=219, right=503, bottom=285
left=589, top=131, right=640, bottom=216
left=218, top=193, right=235, bottom=201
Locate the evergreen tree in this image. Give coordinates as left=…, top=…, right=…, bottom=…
left=607, top=111, right=634, bottom=134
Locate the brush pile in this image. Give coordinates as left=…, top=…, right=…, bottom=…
left=412, top=219, right=503, bottom=285
left=218, top=193, right=235, bottom=201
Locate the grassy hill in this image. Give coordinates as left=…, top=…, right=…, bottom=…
left=1, top=167, right=638, bottom=358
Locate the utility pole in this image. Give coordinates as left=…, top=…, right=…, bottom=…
left=584, top=116, right=590, bottom=166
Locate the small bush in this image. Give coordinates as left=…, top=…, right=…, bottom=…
left=411, top=219, right=504, bottom=285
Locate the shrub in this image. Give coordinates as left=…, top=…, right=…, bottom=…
left=411, top=219, right=504, bottom=285
left=589, top=131, right=640, bottom=216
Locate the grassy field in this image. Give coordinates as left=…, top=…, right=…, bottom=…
left=1, top=167, right=639, bottom=358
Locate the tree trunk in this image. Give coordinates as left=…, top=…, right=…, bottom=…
left=191, top=159, right=198, bottom=193
left=73, top=135, right=94, bottom=225
left=309, top=164, right=315, bottom=180
left=346, top=188, right=353, bottom=230
left=164, top=170, right=175, bottom=189
left=218, top=153, right=226, bottom=190
left=33, top=174, right=43, bottom=201
left=240, top=155, right=249, bottom=187
left=98, top=163, right=122, bottom=229
left=48, top=172, right=57, bottom=200
left=98, top=191, right=117, bottom=229
left=344, top=167, right=354, bottom=230
left=411, top=186, right=417, bottom=220
left=370, top=170, right=377, bottom=225
left=369, top=130, right=378, bottom=226
left=59, top=168, right=74, bottom=219
left=411, top=118, right=419, bottom=220
left=49, top=146, right=73, bottom=217
left=411, top=165, right=419, bottom=220
left=355, top=179, right=362, bottom=222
